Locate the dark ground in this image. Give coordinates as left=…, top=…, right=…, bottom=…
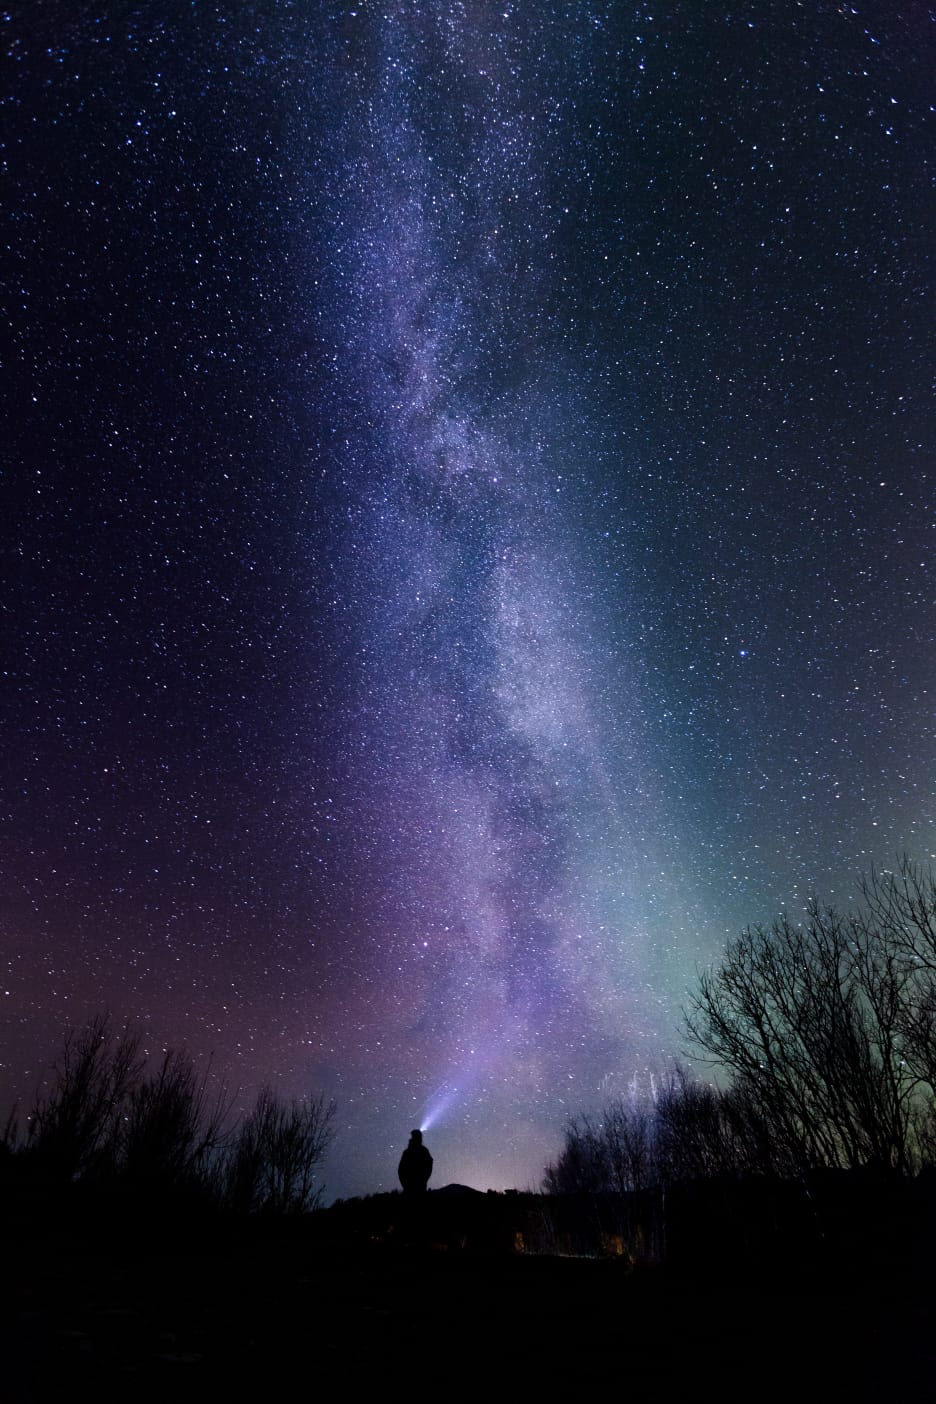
left=5, top=1188, right=935, bottom=1400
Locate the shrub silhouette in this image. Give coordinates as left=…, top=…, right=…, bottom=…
left=118, top=1048, right=228, bottom=1191
left=14, top=1015, right=335, bottom=1214
left=26, top=1014, right=145, bottom=1182
left=222, top=1086, right=336, bottom=1214
left=544, top=1094, right=656, bottom=1195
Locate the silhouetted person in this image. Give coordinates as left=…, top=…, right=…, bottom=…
left=398, top=1129, right=432, bottom=1195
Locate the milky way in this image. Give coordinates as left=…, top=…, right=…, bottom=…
left=3, top=4, right=933, bottom=1198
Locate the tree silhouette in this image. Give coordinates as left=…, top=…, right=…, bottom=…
left=15, top=1015, right=336, bottom=1213
left=118, top=1048, right=228, bottom=1191
left=545, top=863, right=936, bottom=1198
left=684, top=862, right=936, bottom=1175
left=544, top=1087, right=665, bottom=1195
left=223, top=1086, right=336, bottom=1214
left=27, top=1013, right=145, bottom=1181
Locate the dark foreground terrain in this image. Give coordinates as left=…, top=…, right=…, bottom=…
left=5, top=1186, right=935, bottom=1400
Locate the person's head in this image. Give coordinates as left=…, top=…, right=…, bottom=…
left=410, top=1129, right=423, bottom=1144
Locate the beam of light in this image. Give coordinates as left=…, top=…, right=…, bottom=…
left=419, top=1082, right=461, bottom=1133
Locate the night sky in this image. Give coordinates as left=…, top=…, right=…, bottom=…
left=3, top=3, right=933, bottom=1201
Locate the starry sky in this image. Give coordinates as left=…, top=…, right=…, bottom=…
left=3, top=2, right=933, bottom=1200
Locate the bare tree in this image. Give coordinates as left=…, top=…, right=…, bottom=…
left=684, top=888, right=932, bottom=1175
left=14, top=1017, right=338, bottom=1213
left=117, top=1049, right=229, bottom=1191
left=543, top=1112, right=612, bottom=1195
left=654, top=1069, right=737, bottom=1183
left=602, top=1097, right=657, bottom=1194
left=544, top=1094, right=658, bottom=1196
left=27, top=1014, right=145, bottom=1180
left=860, top=861, right=936, bottom=1096
left=543, top=866, right=936, bottom=1193
left=224, top=1087, right=336, bottom=1214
